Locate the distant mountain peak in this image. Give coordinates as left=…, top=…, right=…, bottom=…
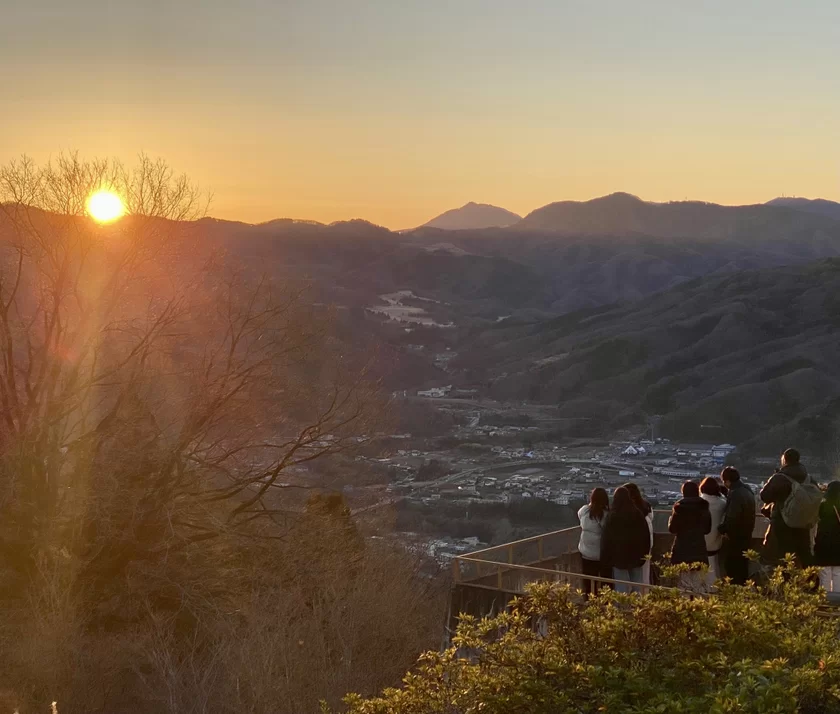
left=422, top=203, right=522, bottom=231
left=598, top=191, right=645, bottom=203
left=766, top=197, right=840, bottom=221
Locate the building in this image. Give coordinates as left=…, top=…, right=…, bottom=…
left=653, top=466, right=701, bottom=478
left=417, top=385, right=452, bottom=398
left=711, top=443, right=737, bottom=462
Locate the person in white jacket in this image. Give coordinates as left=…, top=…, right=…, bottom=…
left=700, top=476, right=728, bottom=585
left=577, top=487, right=610, bottom=597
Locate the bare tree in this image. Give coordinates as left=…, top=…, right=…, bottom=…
left=0, top=154, right=378, bottom=582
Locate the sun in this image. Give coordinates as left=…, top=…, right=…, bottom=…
left=86, top=190, right=126, bottom=224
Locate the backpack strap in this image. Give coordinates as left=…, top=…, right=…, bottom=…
left=834, top=505, right=840, bottom=525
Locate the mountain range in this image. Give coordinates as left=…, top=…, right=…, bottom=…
left=415, top=193, right=840, bottom=235
left=6, top=192, right=840, bottom=450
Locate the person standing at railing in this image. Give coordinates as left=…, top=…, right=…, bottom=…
left=814, top=481, right=840, bottom=593
left=669, top=481, right=712, bottom=593
left=601, top=486, right=651, bottom=594
left=578, top=487, right=610, bottom=598
left=759, top=448, right=819, bottom=568
left=718, top=466, right=756, bottom=585
left=700, top=477, right=727, bottom=586
left=624, top=482, right=654, bottom=585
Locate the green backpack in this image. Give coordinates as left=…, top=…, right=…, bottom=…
left=780, top=473, right=822, bottom=529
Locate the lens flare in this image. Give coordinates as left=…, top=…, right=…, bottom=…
left=86, top=190, right=126, bottom=223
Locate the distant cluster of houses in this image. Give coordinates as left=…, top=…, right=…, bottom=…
left=622, top=441, right=736, bottom=465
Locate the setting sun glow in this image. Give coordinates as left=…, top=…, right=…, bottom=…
left=86, top=190, right=126, bottom=223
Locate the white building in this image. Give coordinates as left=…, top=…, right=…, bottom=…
left=712, top=443, right=737, bottom=460
left=417, top=385, right=452, bottom=398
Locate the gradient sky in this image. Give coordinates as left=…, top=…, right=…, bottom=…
left=2, top=0, right=839, bottom=228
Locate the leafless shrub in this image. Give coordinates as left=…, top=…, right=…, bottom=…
left=0, top=155, right=436, bottom=714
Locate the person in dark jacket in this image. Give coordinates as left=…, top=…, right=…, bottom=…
left=814, top=481, right=840, bottom=592
left=669, top=481, right=712, bottom=592
left=718, top=466, right=756, bottom=585
left=759, top=448, right=812, bottom=567
left=601, top=486, right=651, bottom=594
left=623, top=482, right=654, bottom=585
left=669, top=481, right=712, bottom=565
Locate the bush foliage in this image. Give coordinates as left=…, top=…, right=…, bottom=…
left=343, top=564, right=840, bottom=714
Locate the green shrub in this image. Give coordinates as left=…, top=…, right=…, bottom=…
left=342, top=564, right=840, bottom=713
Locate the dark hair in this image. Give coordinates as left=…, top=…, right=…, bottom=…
left=782, top=448, right=800, bottom=466
left=623, top=482, right=651, bottom=515
left=720, top=466, right=740, bottom=484
left=719, top=484, right=729, bottom=497
left=588, top=487, right=609, bottom=521
left=681, top=480, right=700, bottom=498
left=612, top=486, right=637, bottom=514
left=700, top=476, right=721, bottom=497
left=825, top=481, right=840, bottom=505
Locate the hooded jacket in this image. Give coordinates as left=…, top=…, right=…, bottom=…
left=760, top=462, right=809, bottom=524
left=759, top=462, right=812, bottom=565
left=669, top=496, right=712, bottom=566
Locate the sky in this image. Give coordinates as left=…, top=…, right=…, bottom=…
left=2, top=0, right=839, bottom=229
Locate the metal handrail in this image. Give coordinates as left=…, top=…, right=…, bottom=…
left=456, top=507, right=766, bottom=578
left=452, top=557, right=689, bottom=595
left=458, top=525, right=579, bottom=560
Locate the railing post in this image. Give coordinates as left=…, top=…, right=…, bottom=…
left=452, top=557, right=461, bottom=583
left=497, top=565, right=503, bottom=589
left=508, top=544, right=513, bottom=564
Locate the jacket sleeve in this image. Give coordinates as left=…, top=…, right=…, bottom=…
left=600, top=520, right=615, bottom=566
left=703, top=509, right=712, bottom=535
left=760, top=473, right=789, bottom=505
left=668, top=507, right=680, bottom=534
left=719, top=496, right=735, bottom=534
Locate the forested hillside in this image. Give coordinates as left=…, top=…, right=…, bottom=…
left=451, top=259, right=840, bottom=453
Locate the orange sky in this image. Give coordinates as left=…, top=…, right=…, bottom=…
left=2, top=1, right=838, bottom=229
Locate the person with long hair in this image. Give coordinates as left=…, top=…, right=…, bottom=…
left=700, top=477, right=727, bottom=585
left=669, top=481, right=712, bottom=593
left=601, top=486, right=651, bottom=594
left=814, top=481, right=840, bottom=592
left=577, top=487, right=610, bottom=597
left=624, top=482, right=654, bottom=585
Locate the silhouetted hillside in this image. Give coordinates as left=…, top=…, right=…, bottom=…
left=454, top=259, right=840, bottom=452
left=421, top=202, right=521, bottom=230
left=766, top=197, right=840, bottom=221
left=518, top=192, right=840, bottom=240
left=190, top=207, right=840, bottom=317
